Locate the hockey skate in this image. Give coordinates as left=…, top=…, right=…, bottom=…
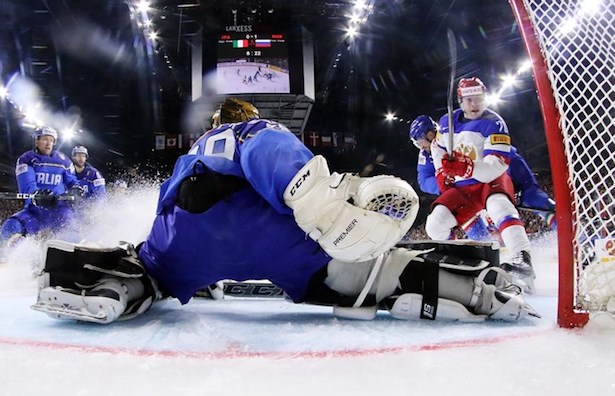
left=488, top=283, right=541, bottom=321
left=501, top=250, right=536, bottom=294
left=32, top=282, right=127, bottom=324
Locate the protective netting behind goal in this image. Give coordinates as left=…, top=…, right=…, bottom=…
left=513, top=0, right=615, bottom=321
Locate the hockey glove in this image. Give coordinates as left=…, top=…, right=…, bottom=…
left=436, top=169, right=455, bottom=193
left=441, top=151, right=474, bottom=179
left=69, top=185, right=87, bottom=198
left=32, top=189, right=58, bottom=208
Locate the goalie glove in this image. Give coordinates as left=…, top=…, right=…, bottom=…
left=283, top=155, right=419, bottom=262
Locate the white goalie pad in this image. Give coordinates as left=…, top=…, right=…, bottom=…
left=284, top=155, right=419, bottom=262
left=388, top=293, right=488, bottom=323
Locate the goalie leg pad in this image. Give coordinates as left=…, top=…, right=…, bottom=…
left=284, top=155, right=419, bottom=262
left=387, top=294, right=487, bottom=322
left=388, top=254, right=539, bottom=321
left=41, top=240, right=145, bottom=290
left=33, top=240, right=159, bottom=323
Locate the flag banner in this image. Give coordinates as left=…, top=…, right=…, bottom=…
left=255, top=39, right=271, bottom=48
left=232, top=39, right=249, bottom=48
left=166, top=134, right=177, bottom=149
left=155, top=135, right=165, bottom=150
left=307, top=131, right=320, bottom=147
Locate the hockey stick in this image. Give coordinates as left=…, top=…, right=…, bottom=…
left=517, top=206, right=555, bottom=215
left=0, top=192, right=76, bottom=201
left=194, top=281, right=285, bottom=299
left=446, top=29, right=457, bottom=158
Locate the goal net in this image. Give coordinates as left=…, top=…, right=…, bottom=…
left=510, top=0, right=615, bottom=327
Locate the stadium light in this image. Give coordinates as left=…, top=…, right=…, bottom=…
left=559, top=18, right=578, bottom=35
left=135, top=0, right=150, bottom=14
left=385, top=112, right=396, bottom=121
left=518, top=59, right=532, bottom=74
left=0, top=85, right=7, bottom=99
left=580, top=0, right=602, bottom=15
left=61, top=128, right=76, bottom=140
left=346, top=26, right=358, bottom=39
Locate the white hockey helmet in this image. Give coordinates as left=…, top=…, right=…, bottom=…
left=71, top=145, right=89, bottom=158
left=33, top=126, right=58, bottom=142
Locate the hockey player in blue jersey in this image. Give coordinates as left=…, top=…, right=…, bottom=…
left=409, top=115, right=556, bottom=236
left=425, top=77, right=536, bottom=292
left=0, top=126, right=82, bottom=245
left=31, top=98, right=538, bottom=325
left=71, top=145, right=106, bottom=199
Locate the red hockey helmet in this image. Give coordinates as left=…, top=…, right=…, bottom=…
left=457, top=77, right=487, bottom=99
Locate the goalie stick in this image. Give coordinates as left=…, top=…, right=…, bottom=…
left=446, top=29, right=458, bottom=158
left=194, top=281, right=285, bottom=299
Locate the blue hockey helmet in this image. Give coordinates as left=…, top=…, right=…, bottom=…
left=409, top=115, right=438, bottom=142
left=33, top=126, right=58, bottom=142
left=71, top=145, right=88, bottom=158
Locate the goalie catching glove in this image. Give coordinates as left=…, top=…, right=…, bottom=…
left=284, top=155, right=419, bottom=262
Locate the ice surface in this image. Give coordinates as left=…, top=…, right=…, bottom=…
left=1, top=187, right=615, bottom=395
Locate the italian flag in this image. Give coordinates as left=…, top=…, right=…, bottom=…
left=233, top=39, right=249, bottom=48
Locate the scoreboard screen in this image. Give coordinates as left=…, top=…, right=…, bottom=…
left=216, top=33, right=290, bottom=94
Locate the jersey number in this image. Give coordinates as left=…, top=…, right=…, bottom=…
left=190, top=128, right=236, bottom=161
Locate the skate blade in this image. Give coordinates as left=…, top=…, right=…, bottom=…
left=31, top=301, right=109, bottom=324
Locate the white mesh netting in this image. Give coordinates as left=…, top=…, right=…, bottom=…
left=522, top=0, right=615, bottom=311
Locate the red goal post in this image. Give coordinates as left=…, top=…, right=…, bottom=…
left=510, top=0, right=615, bottom=327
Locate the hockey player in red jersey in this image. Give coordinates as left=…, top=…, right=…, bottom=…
left=426, top=77, right=536, bottom=293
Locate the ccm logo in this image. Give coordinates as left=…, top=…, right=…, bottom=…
left=289, top=169, right=311, bottom=196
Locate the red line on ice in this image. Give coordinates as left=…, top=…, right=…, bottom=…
left=0, top=330, right=547, bottom=360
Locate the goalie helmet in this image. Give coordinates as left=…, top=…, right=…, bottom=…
left=71, top=145, right=88, bottom=158
left=219, top=98, right=260, bottom=124
left=457, top=77, right=487, bottom=99
left=33, top=126, right=58, bottom=142
left=409, top=115, right=438, bottom=142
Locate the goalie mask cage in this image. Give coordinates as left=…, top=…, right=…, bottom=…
left=509, top=0, right=615, bottom=328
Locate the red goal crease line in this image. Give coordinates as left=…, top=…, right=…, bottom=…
left=0, top=330, right=550, bottom=360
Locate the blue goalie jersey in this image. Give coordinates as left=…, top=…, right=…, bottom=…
left=138, top=120, right=331, bottom=304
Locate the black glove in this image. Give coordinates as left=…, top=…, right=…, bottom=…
left=32, top=189, right=58, bottom=208
left=69, top=185, right=86, bottom=198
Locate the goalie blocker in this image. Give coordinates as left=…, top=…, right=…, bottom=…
left=32, top=239, right=539, bottom=324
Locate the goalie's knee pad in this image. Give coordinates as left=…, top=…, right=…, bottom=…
left=284, top=155, right=419, bottom=262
